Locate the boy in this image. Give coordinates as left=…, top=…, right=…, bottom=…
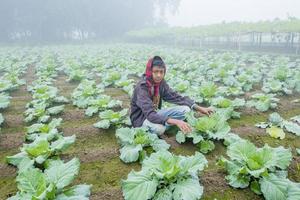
left=130, top=56, right=213, bottom=135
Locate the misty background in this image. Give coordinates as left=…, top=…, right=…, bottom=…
left=166, top=0, right=300, bottom=26
left=0, top=0, right=180, bottom=43
left=0, top=0, right=299, bottom=51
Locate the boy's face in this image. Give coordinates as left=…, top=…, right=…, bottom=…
left=152, top=66, right=165, bottom=83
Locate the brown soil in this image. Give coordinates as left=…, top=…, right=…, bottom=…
left=232, top=125, right=265, bottom=138
left=63, top=147, right=119, bottom=163
left=201, top=170, right=228, bottom=194
left=62, top=124, right=100, bottom=138
left=288, top=156, right=300, bottom=182
left=1, top=114, right=25, bottom=128
left=90, top=188, right=123, bottom=200
left=0, top=133, right=24, bottom=150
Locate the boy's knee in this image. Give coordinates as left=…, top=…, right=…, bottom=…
left=142, top=120, right=166, bottom=136
left=175, top=105, right=190, bottom=115
left=179, top=105, right=191, bottom=113
left=153, top=124, right=166, bottom=136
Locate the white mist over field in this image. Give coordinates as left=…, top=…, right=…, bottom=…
left=166, top=0, right=300, bottom=26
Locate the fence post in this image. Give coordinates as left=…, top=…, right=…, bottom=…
left=238, top=32, right=241, bottom=51
left=296, top=32, right=300, bottom=55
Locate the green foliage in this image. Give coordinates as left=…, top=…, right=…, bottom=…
left=8, top=159, right=91, bottom=200
left=94, top=109, right=130, bottom=129
left=220, top=139, right=297, bottom=200
left=7, top=135, right=75, bottom=165
left=85, top=94, right=122, bottom=117
left=246, top=93, right=279, bottom=112
left=211, top=97, right=245, bottom=120
left=176, top=112, right=230, bottom=153
left=116, top=127, right=170, bottom=163
left=0, top=92, right=11, bottom=109
left=199, top=82, right=218, bottom=103
left=72, top=79, right=104, bottom=108
left=26, top=118, right=63, bottom=141
left=256, top=112, right=300, bottom=137
left=122, top=150, right=207, bottom=200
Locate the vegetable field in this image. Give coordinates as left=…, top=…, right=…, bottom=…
left=0, top=44, right=300, bottom=200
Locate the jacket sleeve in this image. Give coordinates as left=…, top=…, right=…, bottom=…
left=136, top=85, right=168, bottom=125
left=161, top=81, right=195, bottom=107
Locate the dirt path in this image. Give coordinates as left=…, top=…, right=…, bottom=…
left=0, top=64, right=34, bottom=199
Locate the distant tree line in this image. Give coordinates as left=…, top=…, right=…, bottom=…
left=0, top=0, right=180, bottom=43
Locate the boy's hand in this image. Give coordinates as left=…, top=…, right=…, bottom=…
left=193, top=104, right=214, bottom=116
left=167, top=118, right=192, bottom=134
left=198, top=107, right=214, bottom=116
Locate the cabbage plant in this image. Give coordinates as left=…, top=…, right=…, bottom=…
left=176, top=112, right=230, bottom=154
left=7, top=158, right=91, bottom=200
left=256, top=112, right=300, bottom=138
left=122, top=150, right=207, bottom=200
left=116, top=127, right=170, bottom=163
left=219, top=139, right=299, bottom=200
left=85, top=94, right=122, bottom=117
left=246, top=93, right=279, bottom=112
left=93, top=109, right=130, bottom=129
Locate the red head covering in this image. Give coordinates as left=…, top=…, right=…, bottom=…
left=145, top=56, right=166, bottom=97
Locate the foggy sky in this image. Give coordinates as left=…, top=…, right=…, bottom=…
left=166, top=0, right=300, bottom=27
